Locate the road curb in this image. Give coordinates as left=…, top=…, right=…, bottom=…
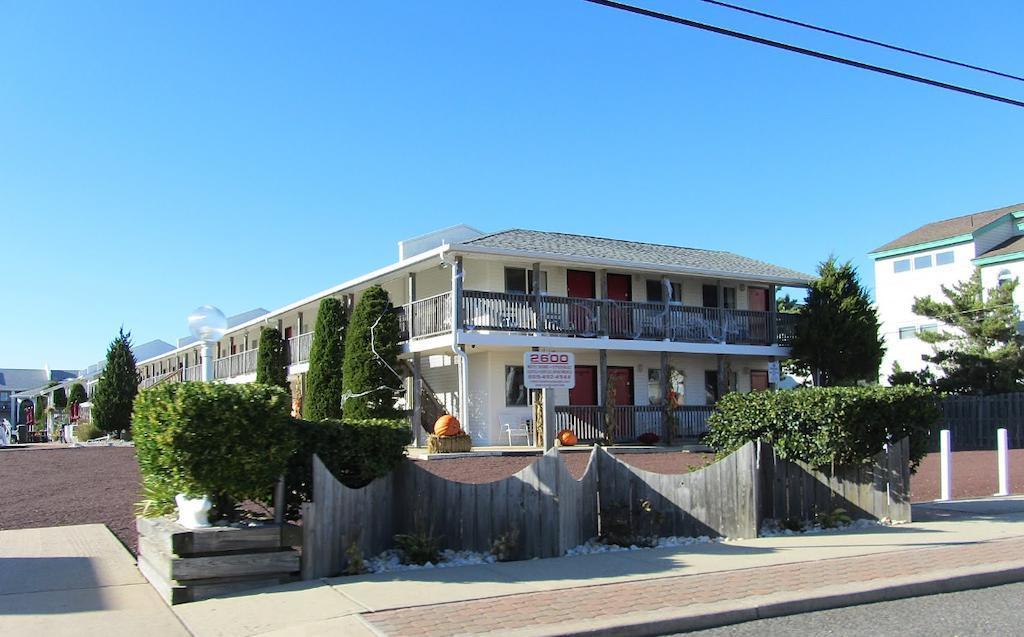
left=503, top=562, right=1024, bottom=637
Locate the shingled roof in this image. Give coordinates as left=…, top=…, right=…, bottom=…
left=872, top=203, right=1024, bottom=254
left=455, top=229, right=813, bottom=284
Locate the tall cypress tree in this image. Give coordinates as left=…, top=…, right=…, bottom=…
left=34, top=395, right=48, bottom=426
left=68, top=382, right=87, bottom=406
left=304, top=297, right=348, bottom=420
left=343, top=285, right=403, bottom=419
left=92, top=328, right=140, bottom=434
left=53, top=386, right=68, bottom=412
left=256, top=327, right=289, bottom=388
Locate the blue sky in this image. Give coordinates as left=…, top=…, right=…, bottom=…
left=3, top=1, right=1022, bottom=370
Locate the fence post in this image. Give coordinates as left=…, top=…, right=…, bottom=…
left=996, top=427, right=1010, bottom=497
left=939, top=429, right=952, bottom=501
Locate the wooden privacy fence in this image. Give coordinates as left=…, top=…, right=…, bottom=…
left=758, top=438, right=911, bottom=525
left=938, top=393, right=1024, bottom=451
left=302, top=439, right=912, bottom=579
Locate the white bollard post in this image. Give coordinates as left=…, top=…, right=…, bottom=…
left=996, top=428, right=1010, bottom=497
left=939, top=429, right=952, bottom=501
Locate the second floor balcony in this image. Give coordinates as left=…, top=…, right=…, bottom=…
left=397, top=290, right=796, bottom=347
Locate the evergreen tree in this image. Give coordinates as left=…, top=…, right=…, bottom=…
left=304, top=297, right=348, bottom=420
left=256, top=327, right=289, bottom=388
left=53, top=386, right=68, bottom=412
left=92, top=328, right=140, bottom=434
left=912, top=268, right=1024, bottom=395
left=68, top=382, right=88, bottom=407
left=34, top=395, right=47, bottom=425
left=343, top=285, right=403, bottom=419
left=789, top=257, right=884, bottom=386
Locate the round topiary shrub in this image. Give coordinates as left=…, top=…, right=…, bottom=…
left=134, top=382, right=297, bottom=515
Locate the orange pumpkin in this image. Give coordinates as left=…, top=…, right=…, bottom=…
left=434, top=414, right=462, bottom=437
left=557, top=429, right=578, bottom=446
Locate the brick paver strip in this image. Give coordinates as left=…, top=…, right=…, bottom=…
left=362, top=537, right=1024, bottom=636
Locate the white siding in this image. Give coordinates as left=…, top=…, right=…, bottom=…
left=875, top=241, right=975, bottom=381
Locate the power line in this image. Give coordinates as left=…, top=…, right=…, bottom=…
left=692, top=0, right=1024, bottom=83
left=580, top=0, right=1024, bottom=109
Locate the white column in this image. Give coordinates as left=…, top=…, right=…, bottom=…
left=996, top=428, right=1010, bottom=497
left=201, top=342, right=215, bottom=382
left=939, top=429, right=952, bottom=501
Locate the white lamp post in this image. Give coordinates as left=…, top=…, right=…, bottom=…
left=176, top=305, right=228, bottom=529
left=188, top=305, right=228, bottom=382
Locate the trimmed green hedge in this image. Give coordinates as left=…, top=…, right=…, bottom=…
left=704, top=385, right=940, bottom=471
left=285, top=418, right=410, bottom=518
left=134, top=382, right=297, bottom=515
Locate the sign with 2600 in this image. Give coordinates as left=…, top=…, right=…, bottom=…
left=523, top=351, right=576, bottom=389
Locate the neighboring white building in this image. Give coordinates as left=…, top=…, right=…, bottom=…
left=871, top=202, right=1024, bottom=383
left=28, top=225, right=813, bottom=445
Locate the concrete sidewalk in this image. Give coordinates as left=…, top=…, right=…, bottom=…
left=172, top=497, right=1024, bottom=637
left=0, top=524, right=189, bottom=637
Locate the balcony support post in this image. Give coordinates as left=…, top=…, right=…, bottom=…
left=451, top=256, right=469, bottom=428
left=599, top=270, right=608, bottom=337
left=598, top=348, right=608, bottom=411
left=411, top=352, right=423, bottom=447
left=531, top=263, right=541, bottom=333
left=662, top=277, right=671, bottom=341
left=407, top=272, right=417, bottom=338
left=660, top=351, right=671, bottom=444
left=716, top=354, right=727, bottom=401
left=768, top=284, right=777, bottom=344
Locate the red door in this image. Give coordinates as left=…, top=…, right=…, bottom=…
left=607, top=274, right=633, bottom=337
left=608, top=366, right=635, bottom=441
left=567, top=270, right=597, bottom=335
left=567, top=270, right=596, bottom=298
left=569, top=365, right=599, bottom=441
left=750, top=370, right=769, bottom=391
left=570, top=366, right=597, bottom=405
left=747, top=287, right=768, bottom=343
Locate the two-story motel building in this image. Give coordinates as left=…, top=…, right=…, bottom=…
left=35, top=225, right=813, bottom=445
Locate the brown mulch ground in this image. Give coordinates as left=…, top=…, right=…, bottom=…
left=0, top=445, right=141, bottom=553
left=412, top=450, right=717, bottom=482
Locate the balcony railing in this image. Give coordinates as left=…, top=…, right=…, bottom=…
left=214, top=349, right=258, bottom=380
left=553, top=404, right=714, bottom=443
left=396, top=292, right=453, bottom=340
left=460, top=291, right=794, bottom=346
left=288, top=332, right=314, bottom=366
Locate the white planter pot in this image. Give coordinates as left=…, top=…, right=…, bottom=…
left=175, top=493, right=213, bottom=529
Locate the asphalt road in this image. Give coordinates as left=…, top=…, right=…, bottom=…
left=666, top=582, right=1024, bottom=637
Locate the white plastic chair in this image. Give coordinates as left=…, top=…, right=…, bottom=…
left=504, top=421, right=532, bottom=446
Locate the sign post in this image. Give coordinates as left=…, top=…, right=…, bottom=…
left=523, top=352, right=575, bottom=451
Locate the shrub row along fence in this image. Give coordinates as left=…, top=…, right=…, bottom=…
left=937, top=393, right=1024, bottom=451
left=301, top=438, right=911, bottom=579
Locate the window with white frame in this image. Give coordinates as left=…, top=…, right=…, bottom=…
left=998, top=269, right=1014, bottom=288
left=893, top=259, right=911, bottom=273
left=936, top=251, right=954, bottom=266
left=914, top=254, right=932, bottom=269
left=898, top=326, right=917, bottom=340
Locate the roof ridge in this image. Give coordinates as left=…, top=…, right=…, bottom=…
left=465, top=228, right=729, bottom=255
